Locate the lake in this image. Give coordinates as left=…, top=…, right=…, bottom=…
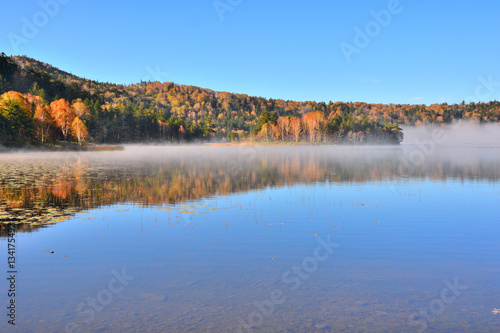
left=1, top=145, right=499, bottom=332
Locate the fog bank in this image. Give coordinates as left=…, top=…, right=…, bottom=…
left=402, top=121, right=500, bottom=145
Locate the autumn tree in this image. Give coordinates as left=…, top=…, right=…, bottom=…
left=0, top=91, right=34, bottom=144
left=277, top=116, right=291, bottom=141
left=253, top=109, right=277, bottom=136
left=71, top=117, right=88, bottom=145
left=179, top=124, right=186, bottom=137
left=289, top=117, right=303, bottom=142
left=271, top=124, right=280, bottom=141
left=259, top=123, right=271, bottom=141
left=72, top=99, right=90, bottom=119
left=158, top=119, right=169, bottom=139
left=34, top=104, right=54, bottom=143
left=50, top=99, right=76, bottom=141
left=303, top=111, right=326, bottom=142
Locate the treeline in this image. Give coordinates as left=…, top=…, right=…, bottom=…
left=0, top=89, right=401, bottom=146
left=239, top=110, right=403, bottom=144
left=0, top=91, right=218, bottom=146
left=1, top=54, right=499, bottom=146
left=0, top=91, right=89, bottom=145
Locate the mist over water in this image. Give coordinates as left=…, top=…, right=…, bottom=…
left=1, top=143, right=500, bottom=332
left=402, top=121, right=500, bottom=146
left=1, top=144, right=500, bottom=226
left=1, top=143, right=500, bottom=182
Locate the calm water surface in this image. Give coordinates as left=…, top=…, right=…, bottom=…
left=1, top=146, right=499, bottom=332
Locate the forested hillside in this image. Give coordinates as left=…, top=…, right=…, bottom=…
left=1, top=53, right=498, bottom=147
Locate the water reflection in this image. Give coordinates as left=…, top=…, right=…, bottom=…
left=1, top=145, right=500, bottom=233
left=1, top=146, right=500, bottom=332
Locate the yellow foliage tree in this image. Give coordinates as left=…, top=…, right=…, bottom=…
left=71, top=117, right=88, bottom=145
left=72, top=99, right=90, bottom=119
left=0, top=91, right=35, bottom=143
left=259, top=123, right=271, bottom=141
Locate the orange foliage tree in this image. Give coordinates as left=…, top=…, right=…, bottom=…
left=50, top=99, right=76, bottom=141
left=302, top=111, right=326, bottom=142
left=34, top=104, right=54, bottom=143
left=289, top=117, right=303, bottom=142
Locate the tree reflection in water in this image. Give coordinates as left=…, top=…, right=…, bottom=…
left=1, top=146, right=500, bottom=236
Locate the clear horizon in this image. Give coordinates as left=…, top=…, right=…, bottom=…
left=1, top=0, right=499, bottom=105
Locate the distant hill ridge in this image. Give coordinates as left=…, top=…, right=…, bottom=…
left=1, top=54, right=499, bottom=126
left=0, top=53, right=498, bottom=146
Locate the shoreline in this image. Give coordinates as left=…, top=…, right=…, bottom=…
left=205, top=141, right=399, bottom=146
left=0, top=142, right=402, bottom=152
left=0, top=145, right=125, bottom=153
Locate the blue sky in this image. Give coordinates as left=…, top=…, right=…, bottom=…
left=1, top=0, right=499, bottom=105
